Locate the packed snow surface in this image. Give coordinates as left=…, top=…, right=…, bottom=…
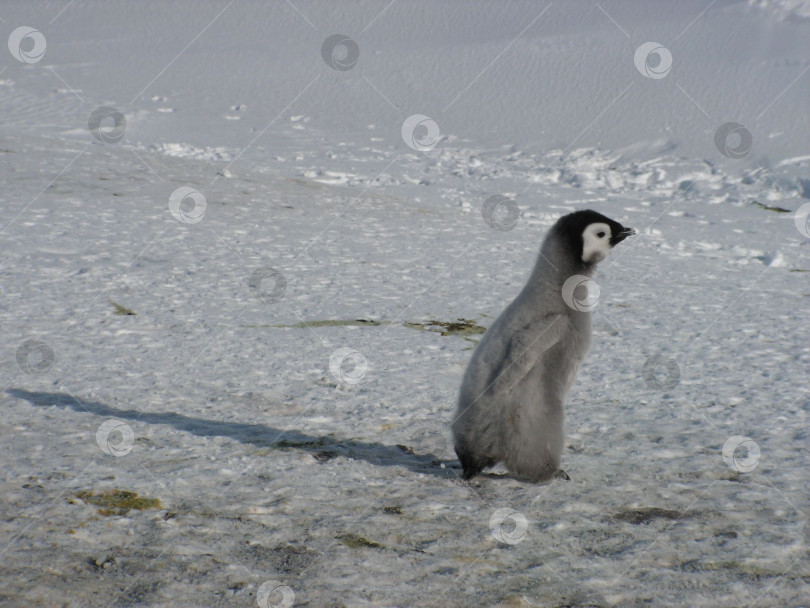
left=1, top=1, right=809, bottom=607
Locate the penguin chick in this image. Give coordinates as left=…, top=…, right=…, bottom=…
left=452, top=209, right=634, bottom=482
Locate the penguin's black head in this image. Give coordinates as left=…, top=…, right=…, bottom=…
left=553, top=209, right=635, bottom=266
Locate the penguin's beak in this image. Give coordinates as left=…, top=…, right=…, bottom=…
left=611, top=227, right=636, bottom=245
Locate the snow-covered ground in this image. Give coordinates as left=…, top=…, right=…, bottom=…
left=1, top=1, right=809, bottom=606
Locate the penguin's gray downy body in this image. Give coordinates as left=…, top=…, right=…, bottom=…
left=452, top=210, right=634, bottom=481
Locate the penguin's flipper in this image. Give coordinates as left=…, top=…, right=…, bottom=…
left=490, top=313, right=566, bottom=395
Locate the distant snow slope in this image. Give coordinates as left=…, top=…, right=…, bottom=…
left=1, top=2, right=808, bottom=607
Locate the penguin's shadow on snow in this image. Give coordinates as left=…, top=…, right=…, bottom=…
left=7, top=389, right=457, bottom=479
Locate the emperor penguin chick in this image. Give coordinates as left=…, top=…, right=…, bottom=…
left=452, top=210, right=634, bottom=481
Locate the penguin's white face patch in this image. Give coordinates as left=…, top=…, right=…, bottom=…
left=581, top=222, right=613, bottom=263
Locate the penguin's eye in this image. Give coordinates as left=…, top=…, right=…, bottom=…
left=597, top=231, right=606, bottom=238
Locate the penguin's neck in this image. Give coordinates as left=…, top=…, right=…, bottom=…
left=531, top=237, right=595, bottom=289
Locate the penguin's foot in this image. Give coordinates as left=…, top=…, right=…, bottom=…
left=553, top=469, right=571, bottom=481
left=454, top=446, right=498, bottom=481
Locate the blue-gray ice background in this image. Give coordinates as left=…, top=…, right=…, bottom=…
left=1, top=1, right=809, bottom=606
